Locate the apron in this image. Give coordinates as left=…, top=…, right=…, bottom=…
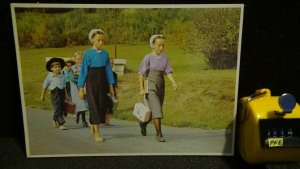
left=70, top=81, right=88, bottom=113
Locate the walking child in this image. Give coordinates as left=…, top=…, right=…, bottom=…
left=41, top=57, right=68, bottom=130
left=78, top=29, right=115, bottom=142
left=138, top=34, right=177, bottom=142
left=70, top=51, right=88, bottom=127
left=71, top=51, right=83, bottom=84
left=62, top=60, right=75, bottom=100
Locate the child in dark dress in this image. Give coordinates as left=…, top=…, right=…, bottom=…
left=78, top=29, right=115, bottom=142
left=70, top=52, right=88, bottom=127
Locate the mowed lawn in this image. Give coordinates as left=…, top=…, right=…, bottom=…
left=18, top=44, right=238, bottom=129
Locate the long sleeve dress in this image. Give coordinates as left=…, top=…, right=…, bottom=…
left=78, top=49, right=114, bottom=124
left=138, top=52, right=173, bottom=119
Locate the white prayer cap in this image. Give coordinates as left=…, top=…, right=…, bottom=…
left=88, top=29, right=104, bottom=41
left=149, top=34, right=164, bottom=48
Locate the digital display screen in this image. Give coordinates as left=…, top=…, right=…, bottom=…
left=259, top=119, right=300, bottom=148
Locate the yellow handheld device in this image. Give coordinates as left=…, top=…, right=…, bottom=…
left=238, top=88, right=300, bottom=164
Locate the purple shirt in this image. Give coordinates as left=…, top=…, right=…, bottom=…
left=138, top=53, right=173, bottom=76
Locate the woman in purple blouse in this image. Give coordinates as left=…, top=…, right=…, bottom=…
left=138, top=34, right=177, bottom=142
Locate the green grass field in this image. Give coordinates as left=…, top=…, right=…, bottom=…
left=18, top=43, right=237, bottom=129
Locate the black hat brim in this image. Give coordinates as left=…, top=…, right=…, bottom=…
left=46, top=57, right=65, bottom=72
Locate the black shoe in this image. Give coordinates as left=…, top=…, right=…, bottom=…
left=139, top=122, right=147, bottom=136
left=156, top=135, right=165, bottom=142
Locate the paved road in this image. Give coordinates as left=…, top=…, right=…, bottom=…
left=24, top=107, right=233, bottom=157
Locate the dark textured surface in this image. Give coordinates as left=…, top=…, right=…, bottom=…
left=1, top=137, right=300, bottom=169
left=0, top=138, right=258, bottom=169
left=1, top=0, right=300, bottom=168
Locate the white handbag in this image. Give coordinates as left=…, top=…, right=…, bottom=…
left=133, top=96, right=151, bottom=122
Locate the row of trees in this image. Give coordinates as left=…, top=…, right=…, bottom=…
left=15, top=7, right=242, bottom=69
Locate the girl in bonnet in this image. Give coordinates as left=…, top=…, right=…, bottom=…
left=138, top=34, right=177, bottom=142
left=78, top=29, right=115, bottom=142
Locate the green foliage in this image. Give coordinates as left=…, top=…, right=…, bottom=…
left=186, top=8, right=242, bottom=69
left=15, top=8, right=193, bottom=47
left=15, top=8, right=242, bottom=70
left=16, top=12, right=44, bottom=47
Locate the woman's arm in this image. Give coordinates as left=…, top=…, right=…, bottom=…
left=166, top=73, right=177, bottom=90
left=139, top=75, right=145, bottom=96
left=77, top=53, right=88, bottom=88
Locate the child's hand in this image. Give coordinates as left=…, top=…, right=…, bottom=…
left=79, top=88, right=85, bottom=100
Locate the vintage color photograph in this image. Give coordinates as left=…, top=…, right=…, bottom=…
left=11, top=3, right=244, bottom=157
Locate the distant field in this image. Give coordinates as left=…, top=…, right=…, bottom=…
left=18, top=44, right=238, bottom=129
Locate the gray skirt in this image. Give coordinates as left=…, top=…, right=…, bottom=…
left=146, top=70, right=165, bottom=119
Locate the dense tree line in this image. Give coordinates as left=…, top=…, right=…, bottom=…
left=15, top=7, right=241, bottom=69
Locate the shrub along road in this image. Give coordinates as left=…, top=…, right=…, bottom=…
left=24, top=107, right=233, bottom=157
